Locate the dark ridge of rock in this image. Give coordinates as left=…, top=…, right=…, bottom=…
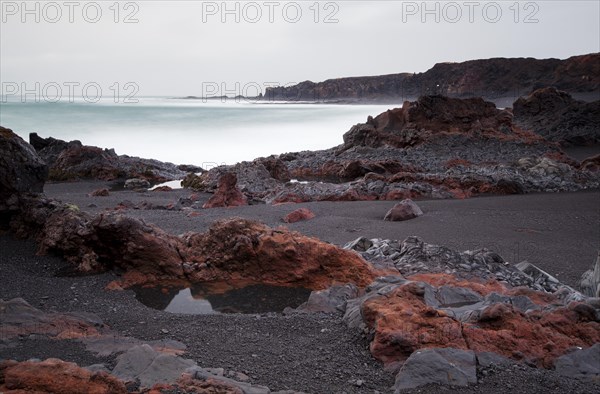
left=0, top=127, right=48, bottom=201
left=264, top=53, right=599, bottom=103
left=28, top=133, right=191, bottom=183
left=513, top=87, right=600, bottom=146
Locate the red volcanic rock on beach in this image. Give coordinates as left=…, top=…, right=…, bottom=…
left=356, top=274, right=600, bottom=369
left=341, top=95, right=542, bottom=151
left=0, top=359, right=127, bottom=394
left=283, top=208, right=316, bottom=223
left=182, top=218, right=380, bottom=289
left=202, top=172, right=248, bottom=208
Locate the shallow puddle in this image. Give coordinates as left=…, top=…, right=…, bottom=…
left=132, top=284, right=312, bottom=314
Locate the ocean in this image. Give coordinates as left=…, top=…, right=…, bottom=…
left=0, top=97, right=396, bottom=168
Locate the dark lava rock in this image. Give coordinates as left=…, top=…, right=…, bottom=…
left=554, top=343, right=600, bottom=382
left=513, top=87, right=600, bottom=146
left=393, top=348, right=477, bottom=391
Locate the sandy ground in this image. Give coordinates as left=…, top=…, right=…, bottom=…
left=44, top=182, right=600, bottom=288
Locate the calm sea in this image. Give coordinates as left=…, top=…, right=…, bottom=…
left=0, top=97, right=396, bottom=168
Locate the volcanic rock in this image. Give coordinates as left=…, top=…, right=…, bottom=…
left=554, top=343, right=600, bottom=382
left=283, top=208, right=315, bottom=223
left=111, top=344, right=196, bottom=388
left=264, top=53, right=599, bottom=103
left=0, top=358, right=128, bottom=394
left=202, top=172, right=248, bottom=208
left=393, top=348, right=477, bottom=391
left=89, top=188, right=110, bottom=197
left=0, top=126, right=48, bottom=206
left=383, top=199, right=423, bottom=221
left=580, top=252, right=600, bottom=297
left=513, top=87, right=600, bottom=146
left=124, top=178, right=151, bottom=189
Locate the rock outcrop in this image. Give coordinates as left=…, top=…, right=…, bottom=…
left=513, top=87, right=600, bottom=146
left=29, top=133, right=197, bottom=183
left=264, top=53, right=599, bottom=103
left=202, top=172, right=248, bottom=208
left=283, top=208, right=316, bottom=223
left=580, top=252, right=600, bottom=297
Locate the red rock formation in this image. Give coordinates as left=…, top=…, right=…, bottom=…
left=89, top=188, right=110, bottom=197
left=360, top=274, right=600, bottom=368
left=182, top=218, right=382, bottom=289
left=283, top=208, right=316, bottom=223
left=202, top=172, right=248, bottom=208
left=0, top=359, right=128, bottom=394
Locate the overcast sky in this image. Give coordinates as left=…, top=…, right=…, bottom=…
left=1, top=0, right=599, bottom=97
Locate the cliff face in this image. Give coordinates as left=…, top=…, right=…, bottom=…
left=263, top=54, right=600, bottom=103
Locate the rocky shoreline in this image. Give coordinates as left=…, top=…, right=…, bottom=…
left=1, top=88, right=600, bottom=393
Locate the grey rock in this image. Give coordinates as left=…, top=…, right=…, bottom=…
left=476, top=351, right=513, bottom=368
left=436, top=285, right=483, bottom=307
left=383, top=199, right=423, bottom=222
left=344, top=236, right=374, bottom=252
left=297, top=284, right=359, bottom=313
left=112, top=344, right=196, bottom=388
left=394, top=348, right=477, bottom=391
left=189, top=366, right=271, bottom=394
left=580, top=252, right=600, bottom=298
left=554, top=344, right=600, bottom=382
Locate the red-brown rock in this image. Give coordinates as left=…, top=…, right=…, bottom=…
left=0, top=359, right=127, bottom=394
left=282, top=208, right=316, bottom=223
left=360, top=273, right=600, bottom=368
left=202, top=172, right=248, bottom=209
left=383, top=199, right=423, bottom=221
left=89, top=188, right=110, bottom=197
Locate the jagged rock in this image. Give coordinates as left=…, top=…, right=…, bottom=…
left=124, top=178, right=151, bottom=189
left=202, top=172, right=248, bottom=208
left=580, top=252, right=600, bottom=297
left=355, top=273, right=600, bottom=368
left=282, top=208, right=315, bottom=223
left=344, top=237, right=374, bottom=252
left=29, top=133, right=190, bottom=183
left=383, top=199, right=423, bottom=221
left=111, top=344, right=196, bottom=388
left=554, top=344, right=600, bottom=382
left=0, top=359, right=128, bottom=394
left=0, top=126, right=48, bottom=206
left=514, top=87, right=600, bottom=146
left=393, top=348, right=477, bottom=391
left=580, top=154, right=600, bottom=172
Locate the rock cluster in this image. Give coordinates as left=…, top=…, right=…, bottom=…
left=29, top=133, right=200, bottom=183
left=188, top=95, right=600, bottom=204
left=514, top=87, right=600, bottom=146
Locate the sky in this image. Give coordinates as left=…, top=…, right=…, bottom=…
left=1, top=0, right=599, bottom=97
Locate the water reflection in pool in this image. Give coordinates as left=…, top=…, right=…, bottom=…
left=132, top=284, right=311, bottom=315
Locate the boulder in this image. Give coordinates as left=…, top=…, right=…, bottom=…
left=0, top=126, right=48, bottom=204
left=383, top=199, right=423, bottom=221
left=393, top=348, right=477, bottom=391
left=554, top=344, right=600, bottom=382
left=111, top=344, right=196, bottom=388
left=283, top=208, right=315, bottom=223
left=296, top=284, right=360, bottom=313
left=202, top=172, right=248, bottom=208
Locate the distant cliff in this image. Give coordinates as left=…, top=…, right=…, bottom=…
left=263, top=53, right=600, bottom=103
